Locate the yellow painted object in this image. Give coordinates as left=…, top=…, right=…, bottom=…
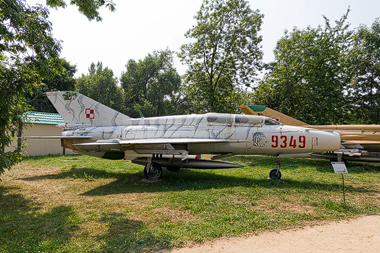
left=240, top=105, right=307, bottom=126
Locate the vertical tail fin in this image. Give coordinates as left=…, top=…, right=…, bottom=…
left=46, top=91, right=130, bottom=127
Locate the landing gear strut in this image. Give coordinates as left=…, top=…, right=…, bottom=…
left=269, top=157, right=282, bottom=180
left=144, top=161, right=163, bottom=181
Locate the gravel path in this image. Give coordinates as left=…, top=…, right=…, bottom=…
left=159, top=215, right=380, bottom=253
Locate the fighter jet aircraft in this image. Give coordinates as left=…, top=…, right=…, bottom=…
left=240, top=105, right=380, bottom=163
left=29, top=91, right=340, bottom=181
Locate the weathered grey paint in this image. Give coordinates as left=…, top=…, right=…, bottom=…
left=45, top=91, right=341, bottom=166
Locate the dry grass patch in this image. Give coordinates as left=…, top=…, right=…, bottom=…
left=151, top=206, right=197, bottom=223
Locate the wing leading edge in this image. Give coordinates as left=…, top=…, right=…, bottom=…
left=73, top=138, right=232, bottom=147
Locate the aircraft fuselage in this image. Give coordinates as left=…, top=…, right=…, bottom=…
left=63, top=113, right=340, bottom=157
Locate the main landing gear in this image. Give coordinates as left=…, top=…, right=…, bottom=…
left=144, top=161, right=163, bottom=181
left=269, top=157, right=282, bottom=180
left=143, top=157, right=182, bottom=181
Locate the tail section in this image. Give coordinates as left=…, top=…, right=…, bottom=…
left=240, top=105, right=307, bottom=126
left=46, top=91, right=130, bottom=127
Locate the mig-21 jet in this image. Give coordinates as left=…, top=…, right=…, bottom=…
left=27, top=91, right=340, bottom=181
left=240, top=105, right=380, bottom=163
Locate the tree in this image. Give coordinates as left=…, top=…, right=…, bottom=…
left=120, top=49, right=183, bottom=117
left=348, top=19, right=380, bottom=124
left=179, top=0, right=264, bottom=113
left=1, top=0, right=63, bottom=174
left=1, top=0, right=116, bottom=176
left=45, top=0, right=116, bottom=21
left=76, top=62, right=123, bottom=111
left=253, top=10, right=353, bottom=125
left=27, top=59, right=77, bottom=113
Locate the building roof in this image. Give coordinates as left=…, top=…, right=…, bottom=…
left=23, top=111, right=65, bottom=125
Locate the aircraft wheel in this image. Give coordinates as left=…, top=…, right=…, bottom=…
left=167, top=166, right=180, bottom=172
left=144, top=163, right=162, bottom=181
left=269, top=169, right=281, bottom=180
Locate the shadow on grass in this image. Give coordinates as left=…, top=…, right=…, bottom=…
left=97, top=212, right=172, bottom=252
left=22, top=154, right=81, bottom=161
left=0, top=185, right=166, bottom=252
left=0, top=185, right=77, bottom=252
left=240, top=156, right=380, bottom=175
left=18, top=166, right=135, bottom=181
left=17, top=163, right=379, bottom=197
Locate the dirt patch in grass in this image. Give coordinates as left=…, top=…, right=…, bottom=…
left=152, top=206, right=197, bottom=223
left=255, top=198, right=316, bottom=215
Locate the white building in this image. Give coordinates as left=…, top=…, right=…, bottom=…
left=7, top=111, right=75, bottom=156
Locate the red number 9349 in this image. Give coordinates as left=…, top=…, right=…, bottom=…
left=271, top=135, right=306, bottom=148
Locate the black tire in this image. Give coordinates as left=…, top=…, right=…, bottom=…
left=144, top=163, right=163, bottom=181
left=269, top=169, right=281, bottom=180
left=167, top=166, right=181, bottom=172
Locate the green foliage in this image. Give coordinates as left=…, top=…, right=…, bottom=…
left=179, top=0, right=264, bottom=113
left=120, top=49, right=184, bottom=117
left=0, top=0, right=62, bottom=173
left=0, top=0, right=114, bottom=175
left=27, top=59, right=77, bottom=113
left=0, top=149, right=22, bottom=176
left=348, top=19, right=380, bottom=124
left=76, top=62, right=123, bottom=112
left=46, top=0, right=116, bottom=21
left=253, top=10, right=353, bottom=125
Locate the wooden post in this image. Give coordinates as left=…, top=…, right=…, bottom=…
left=17, top=123, right=23, bottom=151
left=341, top=173, right=346, bottom=204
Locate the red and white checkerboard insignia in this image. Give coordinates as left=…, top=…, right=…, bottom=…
left=85, top=108, right=95, bottom=119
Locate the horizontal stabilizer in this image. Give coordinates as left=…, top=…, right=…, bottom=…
left=311, top=153, right=380, bottom=162
left=22, top=136, right=93, bottom=139
left=342, top=140, right=380, bottom=145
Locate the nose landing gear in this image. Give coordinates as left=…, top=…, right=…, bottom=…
left=269, top=157, right=282, bottom=180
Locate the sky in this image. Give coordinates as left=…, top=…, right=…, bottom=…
left=27, top=0, right=380, bottom=78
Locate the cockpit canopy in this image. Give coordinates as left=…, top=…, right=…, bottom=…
left=263, top=117, right=281, bottom=125
left=206, top=113, right=281, bottom=126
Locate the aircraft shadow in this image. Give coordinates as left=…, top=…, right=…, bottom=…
left=79, top=168, right=378, bottom=196
left=18, top=158, right=379, bottom=197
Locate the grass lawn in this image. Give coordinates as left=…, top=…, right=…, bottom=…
left=0, top=154, right=379, bottom=252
